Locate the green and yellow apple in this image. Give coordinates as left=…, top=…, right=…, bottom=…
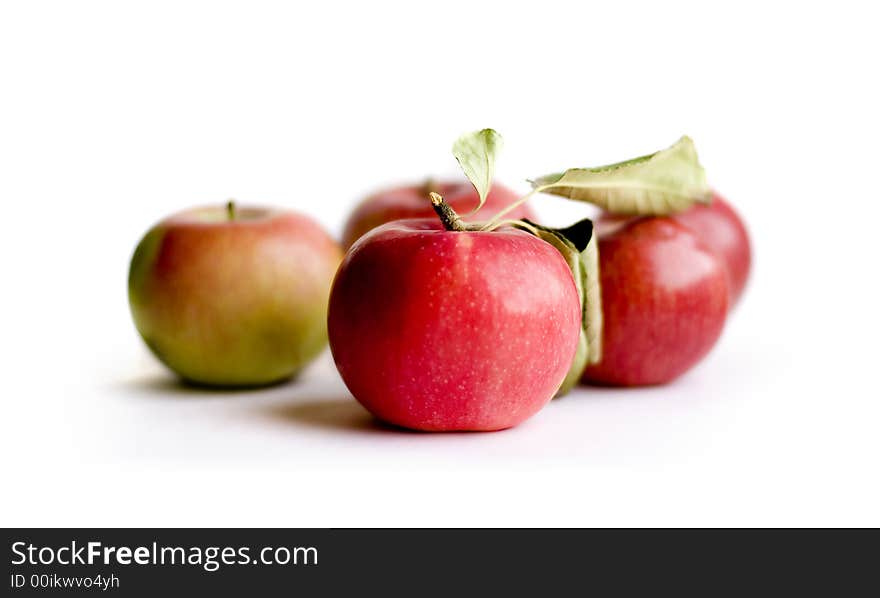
left=128, top=202, right=342, bottom=387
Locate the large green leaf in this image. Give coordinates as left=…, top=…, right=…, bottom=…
left=530, top=136, right=711, bottom=215
left=452, top=128, right=503, bottom=213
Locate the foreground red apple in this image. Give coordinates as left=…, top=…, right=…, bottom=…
left=584, top=217, right=729, bottom=386
left=670, top=192, right=751, bottom=306
left=129, top=203, right=342, bottom=386
left=328, top=210, right=580, bottom=431
left=341, top=180, right=535, bottom=249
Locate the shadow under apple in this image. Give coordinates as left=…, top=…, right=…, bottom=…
left=116, top=372, right=305, bottom=401
left=261, top=399, right=415, bottom=435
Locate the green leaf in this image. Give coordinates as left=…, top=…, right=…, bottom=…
left=530, top=136, right=711, bottom=215
left=452, top=128, right=503, bottom=213
left=559, top=332, right=589, bottom=397
left=515, top=218, right=602, bottom=397
left=579, top=233, right=602, bottom=364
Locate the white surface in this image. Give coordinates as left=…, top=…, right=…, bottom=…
left=1, top=1, right=878, bottom=527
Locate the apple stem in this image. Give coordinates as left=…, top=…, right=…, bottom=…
left=422, top=177, right=438, bottom=198
left=429, top=192, right=467, bottom=231
left=226, top=199, right=236, bottom=221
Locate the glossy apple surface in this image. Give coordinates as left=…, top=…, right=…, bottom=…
left=328, top=219, right=580, bottom=431
left=598, top=192, right=751, bottom=307
left=584, top=217, right=729, bottom=386
left=341, top=180, right=535, bottom=249
left=671, top=192, right=751, bottom=306
left=129, top=204, right=342, bottom=386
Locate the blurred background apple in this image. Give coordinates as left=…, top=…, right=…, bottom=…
left=670, top=192, right=751, bottom=307
left=597, top=192, right=751, bottom=308
left=341, top=180, right=534, bottom=249
left=584, top=217, right=729, bottom=386
left=128, top=202, right=342, bottom=387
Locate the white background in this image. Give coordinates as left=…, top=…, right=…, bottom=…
left=1, top=1, right=878, bottom=527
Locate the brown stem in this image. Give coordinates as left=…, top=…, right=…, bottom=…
left=226, top=199, right=236, bottom=221
left=429, top=192, right=467, bottom=231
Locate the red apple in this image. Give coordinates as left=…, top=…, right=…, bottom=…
left=670, top=192, right=751, bottom=307
left=129, top=203, right=342, bottom=386
left=328, top=214, right=581, bottom=432
left=583, top=217, right=729, bottom=386
left=341, top=180, right=535, bottom=249
left=597, top=192, right=751, bottom=307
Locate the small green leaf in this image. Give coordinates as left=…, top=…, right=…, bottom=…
left=530, top=136, right=711, bottom=215
left=452, top=128, right=503, bottom=213
left=515, top=218, right=602, bottom=397
left=558, top=332, right=589, bottom=397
